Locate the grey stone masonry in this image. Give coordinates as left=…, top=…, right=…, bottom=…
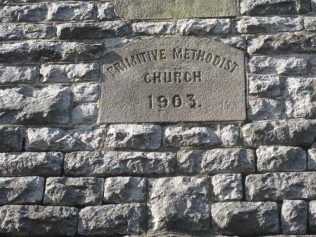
left=309, top=201, right=316, bottom=232
left=308, top=148, right=316, bottom=170
left=212, top=173, right=243, bottom=201
left=0, top=66, right=38, bottom=85
left=282, top=200, right=307, bottom=234
left=0, top=127, right=22, bottom=152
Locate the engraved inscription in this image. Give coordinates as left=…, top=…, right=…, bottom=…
left=99, top=37, right=246, bottom=123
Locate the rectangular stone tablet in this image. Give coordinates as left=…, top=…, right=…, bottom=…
left=115, top=0, right=238, bottom=19
left=99, top=37, right=246, bottom=123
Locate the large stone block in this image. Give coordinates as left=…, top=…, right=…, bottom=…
left=177, top=19, right=231, bottom=35
left=240, top=0, right=310, bottom=15
left=282, top=200, right=307, bottom=234
left=211, top=202, right=279, bottom=235
left=26, top=126, right=103, bottom=152
left=0, top=66, right=38, bottom=85
left=0, top=152, right=63, bottom=177
left=248, top=97, right=283, bottom=120
left=246, top=172, right=316, bottom=201
left=72, top=83, right=100, bottom=103
left=148, top=177, right=210, bottom=234
left=0, top=205, right=78, bottom=236
left=44, top=177, right=103, bottom=206
left=72, top=103, right=98, bottom=124
left=248, top=75, right=281, bottom=98
left=310, top=200, right=316, bottom=232
left=40, top=63, right=100, bottom=83
left=219, top=124, right=240, bottom=147
left=105, top=124, right=162, bottom=149
left=64, top=151, right=176, bottom=176
left=178, top=148, right=255, bottom=174
left=0, top=24, right=24, bottom=41
left=163, top=126, right=220, bottom=148
left=212, top=173, right=243, bottom=201
left=0, top=4, right=47, bottom=22
left=0, top=126, right=23, bottom=152
left=47, top=2, right=94, bottom=21
left=308, top=148, right=316, bottom=170
left=78, top=204, right=146, bottom=236
left=256, top=146, right=307, bottom=172
left=132, top=22, right=176, bottom=35
left=103, top=177, right=146, bottom=203
left=0, top=86, right=71, bottom=125
left=97, top=2, right=115, bottom=20
left=0, top=177, right=44, bottom=205
left=24, top=24, right=55, bottom=39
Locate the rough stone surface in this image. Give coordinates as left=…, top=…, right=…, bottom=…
left=212, top=173, right=243, bottom=201
left=64, top=151, right=176, bottom=176
left=47, top=2, right=94, bottom=21
left=97, top=2, right=115, bottom=20
left=26, top=126, right=103, bottom=152
left=72, top=103, right=98, bottom=124
left=0, top=205, right=78, bottom=236
left=177, top=19, right=231, bottom=35
left=178, top=149, right=255, bottom=174
left=164, top=126, right=220, bottom=147
left=72, top=83, right=100, bottom=103
left=282, top=200, right=307, bottom=234
left=248, top=75, right=281, bottom=98
left=0, top=152, right=63, bottom=177
left=220, top=125, right=240, bottom=147
left=240, top=0, right=310, bottom=15
left=132, top=22, right=176, bottom=35
left=211, top=202, right=279, bottom=235
left=148, top=177, right=210, bottom=234
left=24, top=24, right=55, bottom=39
left=305, top=16, right=316, bottom=30
left=0, top=86, right=71, bottom=125
left=256, top=146, right=307, bottom=172
left=246, top=172, right=316, bottom=201
left=78, top=204, right=146, bottom=236
left=309, top=201, right=316, bottom=232
left=0, top=127, right=23, bottom=152
left=40, top=63, right=100, bottom=83
left=0, top=5, right=47, bottom=22
left=0, top=66, right=38, bottom=85
left=308, top=148, right=316, bottom=170
left=105, top=124, right=162, bottom=150
left=103, top=177, right=146, bottom=203
left=248, top=97, right=283, bottom=120
left=44, top=177, right=103, bottom=206
left=0, top=177, right=44, bottom=205
left=0, top=24, right=24, bottom=40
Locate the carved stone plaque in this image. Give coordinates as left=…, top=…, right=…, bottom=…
left=99, top=37, right=246, bottom=123
left=115, top=0, right=237, bottom=19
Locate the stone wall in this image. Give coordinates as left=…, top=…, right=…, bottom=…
left=1, top=0, right=316, bottom=236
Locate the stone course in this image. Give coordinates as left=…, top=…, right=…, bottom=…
left=0, top=0, right=315, bottom=236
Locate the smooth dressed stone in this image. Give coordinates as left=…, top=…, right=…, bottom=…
left=0, top=205, right=78, bottom=236
left=0, top=176, right=44, bottom=204
left=0, top=152, right=63, bottom=177
left=0, top=66, right=37, bottom=85
left=178, top=149, right=255, bottom=174
left=163, top=126, right=220, bottom=147
left=282, top=200, right=307, bottom=234
left=177, top=19, right=231, bottom=35
left=26, top=126, right=103, bottom=152
left=148, top=176, right=210, bottom=234
left=44, top=177, right=103, bottom=206
left=0, top=86, right=71, bottom=125
left=256, top=146, right=307, bottom=172
left=105, top=124, right=162, bottom=149
left=0, top=4, right=47, bottom=22
left=246, top=172, right=316, bottom=201
left=132, top=22, right=176, bottom=35
left=78, top=204, right=146, bottom=236
left=40, top=63, right=100, bottom=83
left=212, top=173, right=243, bottom=201
left=64, top=151, right=176, bottom=176
left=248, top=75, right=281, bottom=98
left=211, top=202, right=279, bottom=235
left=47, top=2, right=94, bottom=21
left=0, top=126, right=22, bottom=152
left=103, top=177, right=146, bottom=203
left=72, top=83, right=100, bottom=103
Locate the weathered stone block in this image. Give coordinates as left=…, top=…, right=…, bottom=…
left=0, top=86, right=71, bottom=125
left=0, top=66, right=37, bottom=85
left=57, top=22, right=130, bottom=39
left=0, top=205, right=78, bottom=236
left=0, top=152, right=63, bottom=177
left=308, top=148, right=316, bottom=170
left=256, top=146, right=307, bottom=172
left=97, top=2, right=115, bottom=20
left=240, top=0, right=310, bottom=15
left=47, top=2, right=94, bottom=21
left=248, top=75, right=281, bottom=98
left=26, top=126, right=103, bottom=152
left=282, top=200, right=307, bottom=234
left=0, top=176, right=44, bottom=204
left=105, top=124, right=162, bottom=150
left=242, top=119, right=316, bottom=147
left=249, top=56, right=307, bottom=75
left=72, top=83, right=100, bottom=103
left=236, top=16, right=303, bottom=33
left=310, top=200, right=316, bottom=232
left=0, top=24, right=24, bottom=40
left=177, top=19, right=231, bottom=35
left=132, top=22, right=176, bottom=35
left=148, top=177, right=210, bottom=234
left=220, top=125, right=240, bottom=147
left=304, top=16, right=316, bottom=31
left=0, top=4, right=47, bottom=22
left=44, top=177, right=103, bottom=206
left=212, top=173, right=243, bottom=201
left=24, top=24, right=55, bottom=39
left=104, top=177, right=146, bottom=203
left=248, top=98, right=283, bottom=120
left=40, top=63, right=100, bottom=83
left=212, top=202, right=279, bottom=235
left=78, top=204, right=146, bottom=236
left=178, top=149, right=255, bottom=174
left=72, top=103, right=98, bottom=124
left=246, top=172, right=316, bottom=201
left=64, top=151, right=175, bottom=176
left=0, top=127, right=23, bottom=152
left=163, top=126, right=220, bottom=148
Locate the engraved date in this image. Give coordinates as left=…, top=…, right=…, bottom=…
left=148, top=94, right=200, bottom=109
